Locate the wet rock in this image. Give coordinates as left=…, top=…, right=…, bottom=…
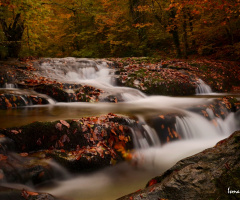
left=0, top=114, right=135, bottom=173
left=34, top=84, right=102, bottom=103
left=118, top=130, right=240, bottom=200
left=147, top=113, right=183, bottom=144
left=0, top=152, right=53, bottom=185
left=0, top=186, right=60, bottom=200
left=115, top=65, right=196, bottom=96
left=0, top=93, right=50, bottom=109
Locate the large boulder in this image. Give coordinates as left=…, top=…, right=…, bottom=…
left=118, top=130, right=240, bottom=200
left=0, top=114, right=135, bottom=177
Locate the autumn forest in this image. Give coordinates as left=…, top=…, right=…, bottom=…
left=0, top=0, right=240, bottom=60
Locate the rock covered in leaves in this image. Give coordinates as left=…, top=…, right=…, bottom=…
left=0, top=114, right=134, bottom=173
left=110, top=57, right=240, bottom=95
left=116, top=64, right=196, bottom=96
left=118, top=130, right=240, bottom=200
left=33, top=84, right=103, bottom=103
left=0, top=93, right=50, bottom=109
left=0, top=186, right=60, bottom=200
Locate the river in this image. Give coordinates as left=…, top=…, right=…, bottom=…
left=0, top=58, right=239, bottom=200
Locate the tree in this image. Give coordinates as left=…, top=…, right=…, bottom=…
left=0, top=1, right=25, bottom=57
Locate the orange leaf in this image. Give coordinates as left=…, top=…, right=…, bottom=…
left=119, top=135, right=125, bottom=141
left=119, top=125, right=124, bottom=133
left=26, top=191, right=39, bottom=196
left=111, top=129, right=117, bottom=135
left=20, top=153, right=28, bottom=157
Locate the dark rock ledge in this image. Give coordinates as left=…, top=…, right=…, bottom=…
left=118, top=130, right=240, bottom=200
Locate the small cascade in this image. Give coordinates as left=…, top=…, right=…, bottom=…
left=45, top=160, right=72, bottom=180
left=36, top=58, right=112, bottom=84
left=175, top=112, right=219, bottom=139
left=2, top=83, right=17, bottom=88
left=196, top=79, right=212, bottom=94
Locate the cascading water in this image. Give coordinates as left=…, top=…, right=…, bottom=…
left=195, top=78, right=213, bottom=94
left=1, top=58, right=239, bottom=200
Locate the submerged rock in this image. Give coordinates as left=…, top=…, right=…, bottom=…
left=118, top=130, right=240, bottom=200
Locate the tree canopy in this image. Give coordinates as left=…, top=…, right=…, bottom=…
left=0, top=0, right=239, bottom=59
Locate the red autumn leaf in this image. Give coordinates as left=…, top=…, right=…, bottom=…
left=55, top=123, right=62, bottom=131
left=148, top=179, right=157, bottom=186
left=60, top=120, right=70, bottom=128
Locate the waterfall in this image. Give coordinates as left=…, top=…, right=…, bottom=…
left=36, top=58, right=112, bottom=84
left=2, top=83, right=17, bottom=88
left=196, top=79, right=212, bottom=94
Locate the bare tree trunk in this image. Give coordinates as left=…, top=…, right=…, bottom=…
left=169, top=9, right=182, bottom=58
left=182, top=11, right=188, bottom=58
left=0, top=13, right=25, bottom=58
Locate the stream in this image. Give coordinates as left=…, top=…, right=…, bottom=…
left=0, top=58, right=239, bottom=200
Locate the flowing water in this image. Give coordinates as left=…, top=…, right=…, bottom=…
left=0, top=58, right=239, bottom=200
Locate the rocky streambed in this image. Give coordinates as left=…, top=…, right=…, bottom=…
left=0, top=57, right=239, bottom=199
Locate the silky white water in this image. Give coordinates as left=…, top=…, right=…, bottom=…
left=0, top=58, right=239, bottom=200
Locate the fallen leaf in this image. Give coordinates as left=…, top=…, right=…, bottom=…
left=119, top=125, right=124, bottom=133
left=20, top=153, right=29, bottom=157
left=111, top=129, right=117, bottom=135
left=55, top=123, right=62, bottom=131
left=60, top=120, right=70, bottom=128
left=11, top=130, right=19, bottom=134
left=148, top=179, right=157, bottom=186
left=26, top=191, right=39, bottom=196
left=159, top=115, right=165, bottom=119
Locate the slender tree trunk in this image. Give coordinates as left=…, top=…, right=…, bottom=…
left=187, top=11, right=195, bottom=47
left=129, top=0, right=147, bottom=48
left=0, top=13, right=25, bottom=58
left=182, top=11, right=188, bottom=58
left=169, top=9, right=181, bottom=58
